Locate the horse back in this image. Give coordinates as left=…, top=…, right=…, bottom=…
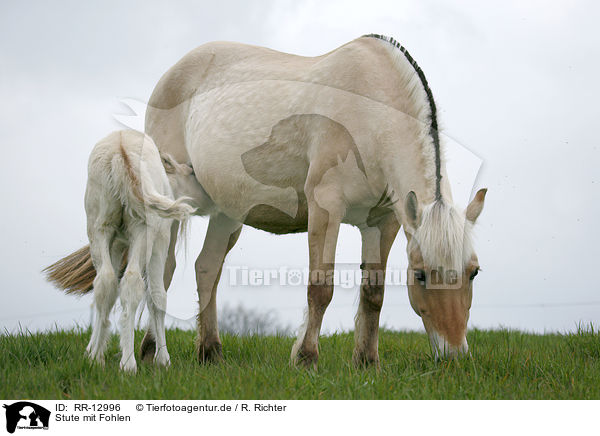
left=145, top=37, right=404, bottom=163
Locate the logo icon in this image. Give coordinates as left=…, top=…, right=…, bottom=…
left=3, top=402, right=50, bottom=433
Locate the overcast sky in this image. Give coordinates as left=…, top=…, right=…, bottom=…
left=1, top=0, right=598, bottom=335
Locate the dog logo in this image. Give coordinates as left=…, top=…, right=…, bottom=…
left=3, top=402, right=50, bottom=433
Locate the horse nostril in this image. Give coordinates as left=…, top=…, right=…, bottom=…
left=419, top=308, right=427, bottom=315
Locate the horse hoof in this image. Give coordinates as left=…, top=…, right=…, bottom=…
left=292, top=348, right=318, bottom=370
left=352, top=350, right=380, bottom=369
left=85, top=349, right=105, bottom=367
left=154, top=350, right=171, bottom=368
left=120, top=360, right=137, bottom=374
left=198, top=342, right=223, bottom=364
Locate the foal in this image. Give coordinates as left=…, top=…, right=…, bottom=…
left=85, top=130, right=195, bottom=372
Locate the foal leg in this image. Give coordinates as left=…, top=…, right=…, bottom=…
left=96, top=237, right=126, bottom=356
left=353, top=214, right=400, bottom=367
left=118, top=226, right=146, bottom=373
left=86, top=228, right=119, bottom=364
left=140, top=220, right=178, bottom=362
left=291, top=195, right=344, bottom=369
left=145, top=228, right=171, bottom=367
left=195, top=213, right=241, bottom=363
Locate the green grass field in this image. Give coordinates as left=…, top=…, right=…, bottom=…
left=1, top=327, right=598, bottom=399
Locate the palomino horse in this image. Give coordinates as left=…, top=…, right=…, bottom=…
left=47, top=34, right=486, bottom=367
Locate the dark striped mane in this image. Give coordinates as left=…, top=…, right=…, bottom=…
left=363, top=34, right=442, bottom=200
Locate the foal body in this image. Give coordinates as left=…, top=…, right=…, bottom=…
left=85, top=130, right=195, bottom=372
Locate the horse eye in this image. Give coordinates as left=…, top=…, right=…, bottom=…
left=414, top=269, right=426, bottom=284
left=470, top=269, right=479, bottom=280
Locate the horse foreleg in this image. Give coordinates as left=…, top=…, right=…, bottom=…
left=353, top=214, right=400, bottom=368
left=195, top=214, right=242, bottom=363
left=291, top=197, right=344, bottom=369
left=140, top=220, right=178, bottom=362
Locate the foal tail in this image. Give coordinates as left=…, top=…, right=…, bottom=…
left=43, top=245, right=95, bottom=295
left=142, top=191, right=196, bottom=222
left=112, top=140, right=196, bottom=222
left=43, top=245, right=131, bottom=295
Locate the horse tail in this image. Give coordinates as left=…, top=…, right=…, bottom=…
left=43, top=245, right=96, bottom=295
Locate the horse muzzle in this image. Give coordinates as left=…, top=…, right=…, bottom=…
left=428, top=330, right=469, bottom=360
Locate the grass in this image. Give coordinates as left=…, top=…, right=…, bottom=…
left=1, top=327, right=598, bottom=399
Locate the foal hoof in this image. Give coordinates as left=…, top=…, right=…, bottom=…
left=85, top=348, right=105, bottom=367
left=120, top=360, right=138, bottom=374
left=140, top=335, right=156, bottom=363
left=154, top=350, right=171, bottom=368
left=198, top=342, right=223, bottom=364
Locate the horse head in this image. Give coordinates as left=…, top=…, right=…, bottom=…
left=404, top=188, right=487, bottom=358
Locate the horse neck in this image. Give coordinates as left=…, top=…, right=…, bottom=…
left=377, top=130, right=452, bottom=211
left=145, top=102, right=191, bottom=164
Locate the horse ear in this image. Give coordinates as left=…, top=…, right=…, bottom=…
left=160, top=154, right=176, bottom=174
left=404, top=191, right=421, bottom=229
left=161, top=153, right=193, bottom=176
left=465, top=188, right=487, bottom=223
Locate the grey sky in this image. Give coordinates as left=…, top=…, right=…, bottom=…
left=1, top=0, right=598, bottom=334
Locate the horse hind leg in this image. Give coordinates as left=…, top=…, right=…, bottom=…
left=140, top=220, right=178, bottom=362
left=86, top=229, right=119, bottom=365
left=145, top=227, right=171, bottom=367
left=118, top=226, right=146, bottom=373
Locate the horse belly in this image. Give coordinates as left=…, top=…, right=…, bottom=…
left=185, top=81, right=310, bottom=229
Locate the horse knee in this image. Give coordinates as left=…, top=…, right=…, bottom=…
left=361, top=283, right=384, bottom=312
left=120, top=270, right=144, bottom=309
left=93, top=267, right=117, bottom=307
left=149, top=289, right=167, bottom=312
left=307, top=283, right=334, bottom=311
